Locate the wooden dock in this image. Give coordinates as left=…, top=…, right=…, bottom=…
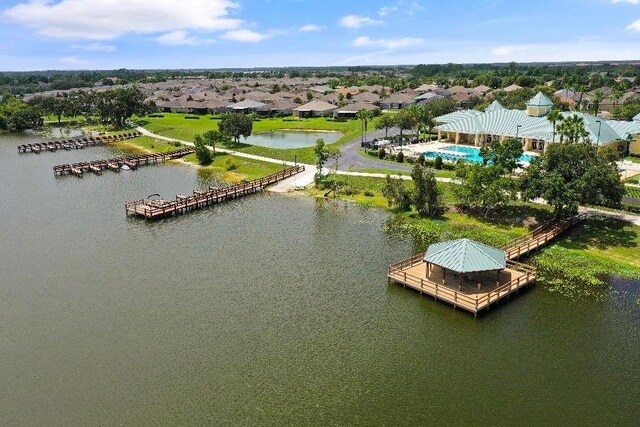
left=125, top=165, right=305, bottom=220
left=17, top=131, right=142, bottom=154
left=53, top=147, right=194, bottom=177
left=388, top=256, right=536, bottom=315
left=500, top=213, right=588, bottom=260
left=388, top=213, right=588, bottom=315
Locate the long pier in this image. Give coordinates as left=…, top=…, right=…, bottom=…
left=387, top=213, right=588, bottom=315
left=125, top=165, right=305, bottom=220
left=17, top=131, right=142, bottom=154
left=53, top=147, right=194, bottom=177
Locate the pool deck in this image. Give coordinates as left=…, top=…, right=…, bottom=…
left=392, top=141, right=540, bottom=162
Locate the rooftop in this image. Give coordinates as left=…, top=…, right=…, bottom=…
left=424, top=238, right=506, bottom=273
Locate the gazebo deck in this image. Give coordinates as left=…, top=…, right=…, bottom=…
left=388, top=255, right=536, bottom=315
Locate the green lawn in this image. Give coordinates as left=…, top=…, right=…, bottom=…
left=137, top=113, right=366, bottom=164
left=625, top=185, right=640, bottom=199
left=111, top=136, right=285, bottom=182
left=352, top=167, right=455, bottom=178
left=623, top=156, right=640, bottom=164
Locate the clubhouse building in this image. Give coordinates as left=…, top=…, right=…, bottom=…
left=435, top=92, right=640, bottom=156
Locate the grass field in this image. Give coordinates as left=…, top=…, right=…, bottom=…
left=137, top=113, right=366, bottom=164
left=111, top=136, right=286, bottom=182
left=625, top=185, right=640, bottom=199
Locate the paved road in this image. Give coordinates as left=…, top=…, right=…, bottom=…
left=328, top=127, right=413, bottom=173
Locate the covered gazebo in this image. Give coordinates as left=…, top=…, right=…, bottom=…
left=424, top=238, right=506, bottom=290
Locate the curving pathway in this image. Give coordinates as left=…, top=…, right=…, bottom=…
left=134, top=126, right=640, bottom=224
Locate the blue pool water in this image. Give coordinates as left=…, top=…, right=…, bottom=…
left=424, top=145, right=536, bottom=164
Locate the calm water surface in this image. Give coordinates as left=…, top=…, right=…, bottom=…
left=243, top=131, right=341, bottom=149
left=0, top=132, right=639, bottom=425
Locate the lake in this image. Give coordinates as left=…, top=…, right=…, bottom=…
left=0, top=131, right=639, bottom=425
left=243, top=130, right=342, bottom=149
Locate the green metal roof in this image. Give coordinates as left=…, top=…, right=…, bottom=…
left=423, top=238, right=506, bottom=273
left=485, top=100, right=505, bottom=112
left=526, top=92, right=554, bottom=107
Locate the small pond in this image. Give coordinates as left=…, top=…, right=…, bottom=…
left=242, top=131, right=342, bottom=149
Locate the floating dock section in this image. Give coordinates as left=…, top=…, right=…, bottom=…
left=17, top=131, right=142, bottom=154
left=53, top=147, right=194, bottom=177
left=125, top=165, right=305, bottom=220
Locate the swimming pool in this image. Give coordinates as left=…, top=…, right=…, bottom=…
left=423, top=145, right=536, bottom=164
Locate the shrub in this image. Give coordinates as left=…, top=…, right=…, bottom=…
left=225, top=157, right=238, bottom=170
left=434, top=156, right=443, bottom=170
left=173, top=141, right=182, bottom=147
left=364, top=190, right=374, bottom=197
left=406, top=156, right=416, bottom=164
left=397, top=151, right=405, bottom=163
left=378, top=148, right=386, bottom=159
left=184, top=115, right=200, bottom=120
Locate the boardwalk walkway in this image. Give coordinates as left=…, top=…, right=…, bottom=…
left=126, top=165, right=305, bottom=220
left=18, top=132, right=141, bottom=153
left=53, top=147, right=194, bottom=177
left=388, top=213, right=588, bottom=315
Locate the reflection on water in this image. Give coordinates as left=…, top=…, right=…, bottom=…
left=0, top=131, right=639, bottom=425
left=243, top=131, right=342, bottom=149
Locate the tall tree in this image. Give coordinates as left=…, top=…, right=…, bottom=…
left=547, top=109, right=564, bottom=144
left=375, top=114, right=396, bottom=138
left=313, top=138, right=327, bottom=184
left=356, top=108, right=373, bottom=144
left=193, top=134, right=212, bottom=165
left=559, top=114, right=589, bottom=144
left=521, top=144, right=624, bottom=217
left=394, top=108, right=417, bottom=147
left=411, top=164, right=444, bottom=217
left=218, top=113, right=253, bottom=144
left=479, top=137, right=523, bottom=172
left=591, top=89, right=604, bottom=116
left=202, top=130, right=231, bottom=155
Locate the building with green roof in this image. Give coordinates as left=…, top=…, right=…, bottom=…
left=435, top=92, right=640, bottom=155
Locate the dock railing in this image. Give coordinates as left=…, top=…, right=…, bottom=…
left=388, top=256, right=537, bottom=313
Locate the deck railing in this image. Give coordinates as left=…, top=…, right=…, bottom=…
left=388, top=258, right=537, bottom=313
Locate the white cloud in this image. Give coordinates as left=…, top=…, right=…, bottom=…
left=627, top=19, right=640, bottom=31
left=352, top=36, right=423, bottom=50
left=220, top=29, right=270, bottom=43
left=611, top=0, right=640, bottom=4
left=339, top=15, right=383, bottom=29
left=72, top=43, right=116, bottom=52
left=299, top=24, right=324, bottom=32
left=59, top=56, right=85, bottom=66
left=491, top=45, right=528, bottom=56
left=378, top=6, right=397, bottom=16
left=155, top=31, right=201, bottom=46
left=3, top=0, right=241, bottom=40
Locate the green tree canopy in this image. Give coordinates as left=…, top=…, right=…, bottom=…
left=520, top=143, right=624, bottom=217
left=219, top=113, right=253, bottom=144
left=411, top=164, right=444, bottom=217
left=193, top=134, right=213, bottom=165
left=479, top=137, right=523, bottom=172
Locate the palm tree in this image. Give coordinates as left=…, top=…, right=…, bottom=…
left=560, top=114, right=589, bottom=144
left=547, top=109, right=564, bottom=144
left=356, top=109, right=373, bottom=145
left=591, top=89, right=604, bottom=116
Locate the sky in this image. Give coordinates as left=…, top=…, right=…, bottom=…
left=1, top=0, right=640, bottom=71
